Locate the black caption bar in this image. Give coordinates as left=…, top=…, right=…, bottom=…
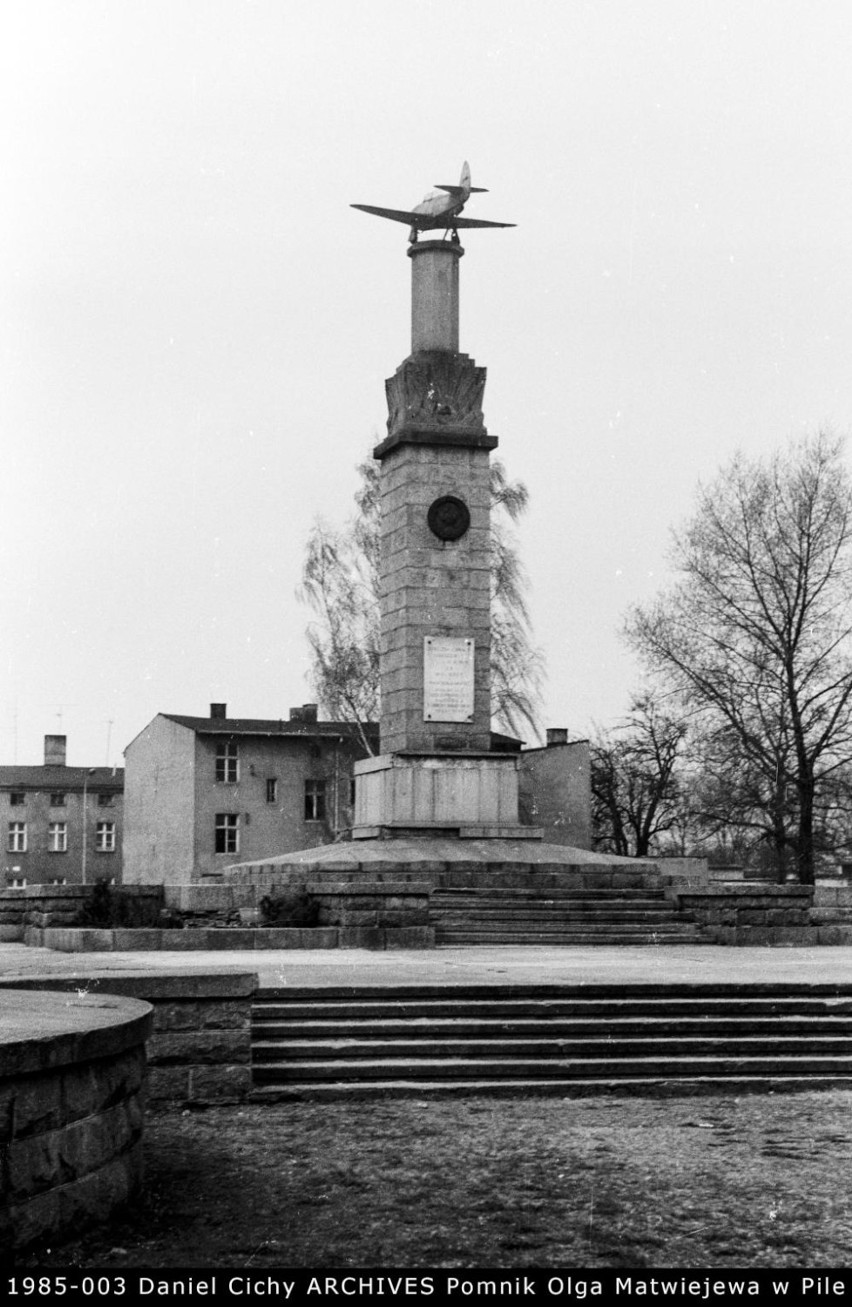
left=5, top=1271, right=851, bottom=1307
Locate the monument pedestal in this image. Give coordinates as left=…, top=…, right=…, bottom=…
left=352, top=751, right=542, bottom=840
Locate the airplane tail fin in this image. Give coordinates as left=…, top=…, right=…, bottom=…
left=435, top=163, right=489, bottom=196
left=459, top=161, right=487, bottom=195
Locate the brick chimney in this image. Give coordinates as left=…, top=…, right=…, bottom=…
left=210, top=703, right=227, bottom=720
left=546, top=728, right=569, bottom=747
left=289, top=704, right=318, bottom=724
left=44, top=735, right=67, bottom=766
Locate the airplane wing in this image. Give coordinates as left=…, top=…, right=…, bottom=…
left=452, top=217, right=516, bottom=229
left=351, top=204, right=516, bottom=231
left=350, top=204, right=421, bottom=225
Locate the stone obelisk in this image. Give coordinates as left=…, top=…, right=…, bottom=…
left=353, top=239, right=530, bottom=838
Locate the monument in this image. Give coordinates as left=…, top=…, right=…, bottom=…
left=350, top=165, right=532, bottom=839
left=226, top=165, right=615, bottom=937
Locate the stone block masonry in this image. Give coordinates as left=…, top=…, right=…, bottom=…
left=0, top=883, right=165, bottom=941
left=667, top=882, right=852, bottom=945
left=0, top=971, right=257, bottom=1106
left=379, top=441, right=493, bottom=756
left=0, top=989, right=151, bottom=1253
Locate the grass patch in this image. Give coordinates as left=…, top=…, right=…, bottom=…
left=20, top=1090, right=852, bottom=1268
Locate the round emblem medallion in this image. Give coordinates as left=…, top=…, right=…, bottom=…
left=427, top=495, right=471, bottom=541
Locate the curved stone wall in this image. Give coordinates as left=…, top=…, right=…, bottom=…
left=0, top=989, right=152, bottom=1254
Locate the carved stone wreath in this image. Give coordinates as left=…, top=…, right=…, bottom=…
left=427, top=495, right=471, bottom=541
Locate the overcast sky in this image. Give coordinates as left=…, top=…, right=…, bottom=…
left=4, top=1, right=852, bottom=767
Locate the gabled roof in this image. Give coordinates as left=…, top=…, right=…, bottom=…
left=0, top=766, right=124, bottom=790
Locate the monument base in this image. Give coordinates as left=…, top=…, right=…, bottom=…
left=352, top=751, right=535, bottom=840
left=226, top=833, right=650, bottom=884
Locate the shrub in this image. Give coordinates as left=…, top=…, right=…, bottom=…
left=74, top=878, right=183, bottom=929
left=259, top=889, right=321, bottom=927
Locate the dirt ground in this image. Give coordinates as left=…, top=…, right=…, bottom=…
left=19, top=1088, right=852, bottom=1269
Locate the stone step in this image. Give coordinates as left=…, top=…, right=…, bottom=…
left=433, top=930, right=705, bottom=941
left=252, top=1015, right=852, bottom=1039
left=433, top=888, right=669, bottom=901
left=429, top=882, right=701, bottom=945
left=433, top=929, right=706, bottom=941
left=252, top=1053, right=852, bottom=1083
left=431, top=907, right=682, bottom=921
left=433, top=911, right=696, bottom=923
left=248, top=1074, right=852, bottom=1103
left=254, top=992, right=852, bottom=1017
left=250, top=983, right=852, bottom=1097
left=254, top=1034, right=852, bottom=1060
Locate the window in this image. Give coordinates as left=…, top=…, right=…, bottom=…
left=48, top=822, right=68, bottom=853
left=10, top=793, right=25, bottom=806
left=215, top=813, right=239, bottom=854
left=304, top=779, right=326, bottom=821
left=350, top=777, right=357, bottom=806
left=49, top=877, right=67, bottom=886
left=97, top=793, right=114, bottom=808
left=50, top=793, right=66, bottom=807
left=7, top=822, right=27, bottom=852
left=266, top=778, right=278, bottom=804
left=215, top=742, right=239, bottom=783
left=8, top=877, right=26, bottom=888
left=95, top=821, right=116, bottom=852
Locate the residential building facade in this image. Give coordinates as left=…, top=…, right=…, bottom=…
left=122, top=704, right=377, bottom=884
left=0, top=735, right=124, bottom=887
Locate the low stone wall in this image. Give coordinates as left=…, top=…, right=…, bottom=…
left=669, top=883, right=852, bottom=945
left=0, top=972, right=256, bottom=1106
left=810, top=881, right=852, bottom=943
left=0, top=884, right=165, bottom=942
left=24, top=880, right=435, bottom=951
left=0, top=988, right=151, bottom=1254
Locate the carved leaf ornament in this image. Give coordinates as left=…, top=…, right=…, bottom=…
left=386, top=354, right=486, bottom=434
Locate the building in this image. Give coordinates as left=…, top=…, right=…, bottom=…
left=122, top=704, right=378, bottom=884
left=0, top=735, right=124, bottom=887
left=519, top=730, right=592, bottom=849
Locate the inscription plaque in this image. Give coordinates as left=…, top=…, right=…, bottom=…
left=423, top=637, right=475, bottom=722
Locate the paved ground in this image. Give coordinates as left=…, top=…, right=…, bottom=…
left=2, top=939, right=852, bottom=989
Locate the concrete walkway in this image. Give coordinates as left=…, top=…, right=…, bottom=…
left=2, top=939, right=852, bottom=990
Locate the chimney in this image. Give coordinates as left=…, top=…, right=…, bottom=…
left=44, top=735, right=67, bottom=767
left=289, top=704, right=319, bottom=724
left=210, top=703, right=227, bottom=720
left=546, top=728, right=569, bottom=747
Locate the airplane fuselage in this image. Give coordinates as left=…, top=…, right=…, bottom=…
left=411, top=189, right=467, bottom=225
left=351, top=163, right=514, bottom=240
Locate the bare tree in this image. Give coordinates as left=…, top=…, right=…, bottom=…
left=627, top=433, right=852, bottom=883
left=591, top=693, right=687, bottom=857
left=300, top=455, right=544, bottom=745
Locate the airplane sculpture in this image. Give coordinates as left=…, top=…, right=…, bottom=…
left=351, top=162, right=515, bottom=242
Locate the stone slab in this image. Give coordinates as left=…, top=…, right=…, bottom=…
left=0, top=991, right=153, bottom=1077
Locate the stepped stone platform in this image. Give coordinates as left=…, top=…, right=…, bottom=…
left=226, top=836, right=651, bottom=882
left=225, top=838, right=706, bottom=947
left=5, top=941, right=852, bottom=1101
left=430, top=886, right=707, bottom=945
left=250, top=980, right=852, bottom=1102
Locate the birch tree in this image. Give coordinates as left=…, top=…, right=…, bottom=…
left=300, top=456, right=544, bottom=748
